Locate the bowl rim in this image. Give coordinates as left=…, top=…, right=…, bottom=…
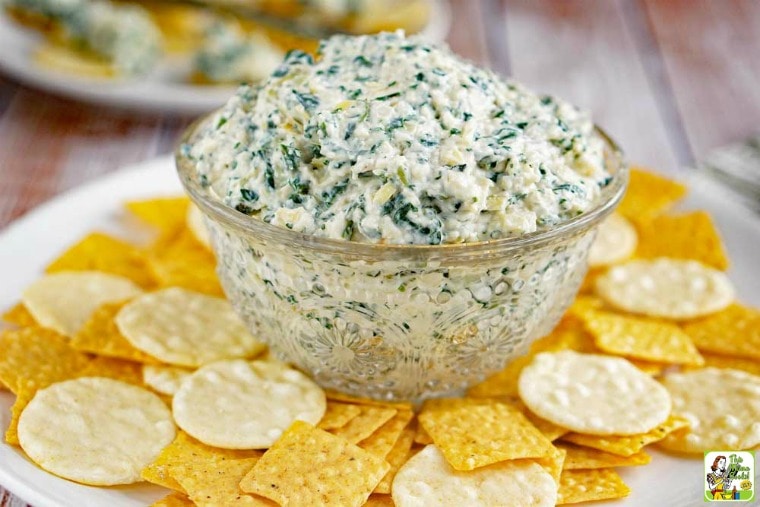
left=176, top=113, right=628, bottom=261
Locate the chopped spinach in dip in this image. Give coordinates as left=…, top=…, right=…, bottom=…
left=186, top=31, right=611, bottom=245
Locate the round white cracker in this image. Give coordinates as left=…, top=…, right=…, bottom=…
left=22, top=271, right=143, bottom=337
left=116, top=287, right=266, bottom=367
left=392, top=444, right=556, bottom=507
left=187, top=203, right=212, bottom=249
left=172, top=359, right=326, bottom=449
left=18, top=377, right=175, bottom=485
left=142, top=364, right=193, bottom=396
left=659, top=368, right=760, bottom=453
left=588, top=214, right=637, bottom=267
left=518, top=351, right=671, bottom=435
left=594, top=258, right=734, bottom=319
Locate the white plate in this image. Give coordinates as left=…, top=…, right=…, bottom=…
left=0, top=0, right=451, bottom=114
left=0, top=157, right=758, bottom=506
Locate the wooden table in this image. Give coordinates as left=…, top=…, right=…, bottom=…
left=1, top=0, right=758, bottom=505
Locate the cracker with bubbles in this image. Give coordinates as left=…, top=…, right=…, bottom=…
left=595, top=258, right=734, bottom=320
left=587, top=214, right=637, bottom=268
left=22, top=271, right=143, bottom=337
left=116, top=287, right=265, bottom=367
left=658, top=368, right=760, bottom=453
left=173, top=360, right=326, bottom=449
left=18, top=377, right=175, bottom=485
left=518, top=351, right=671, bottom=435
left=392, top=444, right=557, bottom=507
left=142, top=364, right=194, bottom=396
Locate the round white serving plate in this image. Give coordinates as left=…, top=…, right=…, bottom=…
left=0, top=0, right=451, bottom=115
left=0, top=157, right=757, bottom=506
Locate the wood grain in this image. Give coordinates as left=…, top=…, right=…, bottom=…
left=501, top=0, right=682, bottom=174
left=643, top=0, right=760, bottom=160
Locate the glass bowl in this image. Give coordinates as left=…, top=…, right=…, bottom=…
left=176, top=114, right=627, bottom=403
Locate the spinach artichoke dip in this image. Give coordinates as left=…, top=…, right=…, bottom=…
left=187, top=31, right=610, bottom=245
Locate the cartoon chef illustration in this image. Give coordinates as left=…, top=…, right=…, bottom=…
left=707, top=455, right=732, bottom=500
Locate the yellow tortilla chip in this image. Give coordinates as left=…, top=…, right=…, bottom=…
left=173, top=457, right=270, bottom=506
left=467, top=353, right=532, bottom=398
left=2, top=302, right=37, bottom=328
left=364, top=494, right=395, bottom=506
left=413, top=423, right=433, bottom=445
left=682, top=304, right=760, bottom=361
left=536, top=446, right=566, bottom=488
left=0, top=326, right=90, bottom=394
left=71, top=302, right=159, bottom=364
left=628, top=358, right=668, bottom=376
left=557, top=468, right=630, bottom=504
left=418, top=398, right=555, bottom=471
left=79, top=357, right=145, bottom=387
left=557, top=442, right=651, bottom=469
left=584, top=311, right=704, bottom=366
left=324, top=390, right=414, bottom=411
left=635, top=211, right=729, bottom=270
left=617, top=167, right=687, bottom=223
left=561, top=415, right=690, bottom=456
left=45, top=232, right=155, bottom=288
left=146, top=229, right=223, bottom=296
left=374, top=424, right=416, bottom=494
left=151, top=492, right=194, bottom=507
left=316, top=401, right=363, bottom=430
left=330, top=405, right=398, bottom=443
left=359, top=409, right=414, bottom=458
left=239, top=421, right=390, bottom=506
left=5, top=386, right=35, bottom=445
left=141, top=431, right=261, bottom=492
left=125, top=197, right=190, bottom=233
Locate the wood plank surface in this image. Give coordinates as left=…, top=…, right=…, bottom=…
left=2, top=0, right=760, bottom=505
left=643, top=0, right=760, bottom=160
left=502, top=0, right=682, bottom=174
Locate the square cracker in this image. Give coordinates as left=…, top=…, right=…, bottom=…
left=557, top=468, right=630, bottom=504
left=374, top=424, right=416, bottom=494
left=71, top=302, right=159, bottom=364
left=142, top=431, right=261, bottom=492
left=330, top=405, right=397, bottom=444
left=557, top=442, right=651, bottom=469
left=583, top=311, right=704, bottom=366
left=358, top=409, right=414, bottom=458
left=682, top=304, right=760, bottom=361
left=635, top=211, right=729, bottom=270
left=239, top=421, right=390, bottom=506
left=45, top=232, right=155, bottom=288
left=150, top=492, right=194, bottom=507
left=173, top=457, right=272, bottom=506
left=317, top=402, right=362, bottom=430
left=2, top=302, right=37, bottom=328
left=125, top=197, right=190, bottom=233
left=561, top=415, right=690, bottom=456
left=0, top=326, right=90, bottom=394
left=616, top=167, right=687, bottom=223
left=146, top=229, right=223, bottom=296
left=418, top=398, right=555, bottom=471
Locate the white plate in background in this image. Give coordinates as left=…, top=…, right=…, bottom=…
left=0, top=0, right=451, bottom=115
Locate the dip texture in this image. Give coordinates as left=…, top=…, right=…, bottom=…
left=186, top=31, right=610, bottom=245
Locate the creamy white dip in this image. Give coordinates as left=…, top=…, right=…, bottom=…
left=186, top=31, right=610, bottom=245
